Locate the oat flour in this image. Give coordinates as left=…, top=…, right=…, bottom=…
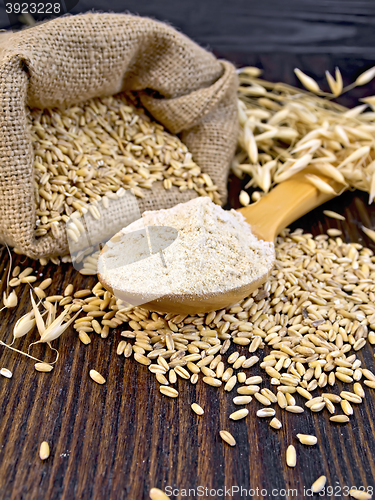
left=98, top=197, right=275, bottom=297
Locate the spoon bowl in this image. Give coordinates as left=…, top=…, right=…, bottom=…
left=98, top=265, right=273, bottom=315
left=98, top=169, right=342, bottom=313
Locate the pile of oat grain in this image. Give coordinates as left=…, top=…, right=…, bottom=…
left=28, top=94, right=220, bottom=240
left=72, top=226, right=375, bottom=423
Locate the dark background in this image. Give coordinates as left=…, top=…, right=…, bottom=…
left=1, top=0, right=375, bottom=104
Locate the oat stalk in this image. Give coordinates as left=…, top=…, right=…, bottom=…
left=29, top=290, right=81, bottom=346
left=0, top=244, right=18, bottom=311
left=0, top=340, right=57, bottom=364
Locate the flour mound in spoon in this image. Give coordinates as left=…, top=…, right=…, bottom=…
left=98, top=197, right=275, bottom=297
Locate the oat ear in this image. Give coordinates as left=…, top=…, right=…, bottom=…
left=294, top=68, right=320, bottom=93
left=355, top=65, right=375, bottom=86
left=38, top=308, right=81, bottom=344
left=46, top=302, right=57, bottom=327
left=30, top=290, right=46, bottom=336
left=12, top=310, right=36, bottom=343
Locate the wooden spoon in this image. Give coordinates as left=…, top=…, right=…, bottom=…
left=98, top=171, right=341, bottom=314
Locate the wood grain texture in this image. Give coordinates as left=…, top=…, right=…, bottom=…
left=1, top=187, right=375, bottom=500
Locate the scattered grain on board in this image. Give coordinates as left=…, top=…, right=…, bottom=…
left=34, top=363, right=53, bottom=372
left=149, top=488, right=170, bottom=500
left=323, top=210, right=346, bottom=221
left=257, top=408, right=275, bottom=418
left=39, top=441, right=50, bottom=460
left=191, top=403, right=204, bottom=416
left=296, top=434, right=317, bottom=445
left=233, top=396, right=252, bottom=405
left=160, top=386, right=179, bottom=398
left=230, top=409, right=249, bottom=421
left=219, top=430, right=236, bottom=447
left=30, top=224, right=374, bottom=432
left=286, top=445, right=297, bottom=467
left=330, top=415, right=350, bottom=423
left=0, top=368, right=12, bottom=378
left=269, top=418, right=282, bottom=430
left=311, top=476, right=327, bottom=493
left=4, top=63, right=375, bottom=498
left=89, top=369, right=106, bottom=385
left=348, top=490, right=372, bottom=500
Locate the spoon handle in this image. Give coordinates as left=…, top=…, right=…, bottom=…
left=238, top=171, right=342, bottom=242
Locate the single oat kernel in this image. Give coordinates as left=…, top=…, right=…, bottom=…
left=224, top=375, right=237, bottom=392
left=330, top=415, right=350, bottom=423
left=362, top=369, right=375, bottom=382
left=39, top=278, right=53, bottom=290
left=149, top=487, right=169, bottom=500
left=34, top=363, right=53, bottom=372
left=327, top=228, right=342, bottom=237
left=134, top=353, right=151, bottom=366
left=219, top=430, right=236, bottom=446
left=254, top=393, right=272, bottom=406
left=323, top=210, right=345, bottom=220
left=0, top=368, right=12, bottom=378
left=348, top=490, right=372, bottom=500
left=160, top=386, right=179, bottom=398
left=311, top=476, right=327, bottom=493
left=246, top=376, right=263, bottom=385
left=286, top=405, right=304, bottom=414
left=89, top=369, right=106, bottom=385
left=269, top=417, right=282, bottom=430
left=191, top=403, right=204, bottom=416
left=296, top=434, right=317, bottom=445
left=286, top=445, right=296, bottom=467
left=257, top=408, right=275, bottom=418
left=341, top=391, right=362, bottom=404
left=341, top=400, right=353, bottom=416
left=203, top=376, right=222, bottom=387
left=239, top=190, right=250, bottom=207
left=79, top=331, right=91, bottom=345
left=64, top=284, right=74, bottom=296
left=310, top=402, right=326, bottom=412
left=39, top=441, right=50, bottom=460
left=238, top=385, right=260, bottom=395
left=229, top=409, right=249, bottom=420
left=233, top=396, right=252, bottom=405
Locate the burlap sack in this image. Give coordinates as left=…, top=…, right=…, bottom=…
left=0, top=13, right=238, bottom=259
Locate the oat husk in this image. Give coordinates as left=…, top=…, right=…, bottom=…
left=0, top=13, right=238, bottom=259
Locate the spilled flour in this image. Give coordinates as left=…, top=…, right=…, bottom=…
left=98, top=197, right=275, bottom=298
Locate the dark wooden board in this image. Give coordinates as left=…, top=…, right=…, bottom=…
left=1, top=186, right=375, bottom=500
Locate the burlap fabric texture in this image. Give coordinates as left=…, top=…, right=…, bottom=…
left=0, top=13, right=239, bottom=259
